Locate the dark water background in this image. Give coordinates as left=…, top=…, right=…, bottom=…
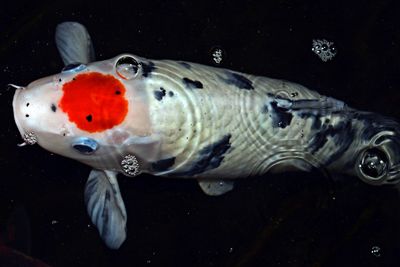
left=0, top=0, right=400, bottom=266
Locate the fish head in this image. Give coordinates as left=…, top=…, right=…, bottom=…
left=13, top=54, right=159, bottom=172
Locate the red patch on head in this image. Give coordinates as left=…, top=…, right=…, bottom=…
left=59, top=72, right=128, bottom=132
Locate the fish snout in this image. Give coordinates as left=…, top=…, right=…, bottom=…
left=13, top=88, right=26, bottom=136
left=13, top=87, right=38, bottom=146
left=12, top=76, right=56, bottom=146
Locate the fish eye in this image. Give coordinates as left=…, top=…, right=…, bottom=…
left=115, top=56, right=140, bottom=80
left=358, top=148, right=388, bottom=179
left=72, top=137, right=98, bottom=155
left=62, top=63, right=86, bottom=73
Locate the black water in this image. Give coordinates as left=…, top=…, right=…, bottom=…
left=0, top=1, right=399, bottom=266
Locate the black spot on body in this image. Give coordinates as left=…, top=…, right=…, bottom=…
left=141, top=61, right=155, bottom=77
left=312, top=116, right=322, bottom=129
left=261, top=104, right=268, bottom=114
left=154, top=87, right=166, bottom=101
left=26, top=103, right=30, bottom=107
left=324, top=121, right=355, bottom=165
left=308, top=119, right=355, bottom=165
left=265, top=94, right=347, bottom=130
left=297, top=112, right=322, bottom=130
left=25, top=114, right=29, bottom=117
left=86, top=114, right=93, bottom=122
left=308, top=126, right=332, bottom=154
left=152, top=157, right=176, bottom=172
left=179, top=62, right=191, bottom=69
left=168, top=91, right=174, bottom=97
left=58, top=78, right=62, bottom=82
left=183, top=77, right=203, bottom=89
left=115, top=90, right=121, bottom=95
left=175, top=134, right=232, bottom=176
left=354, top=112, right=400, bottom=141
left=51, top=103, right=57, bottom=112
left=222, top=72, right=254, bottom=90
left=269, top=101, right=293, bottom=128
left=338, top=111, right=400, bottom=168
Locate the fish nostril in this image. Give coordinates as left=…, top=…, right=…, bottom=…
left=26, top=102, right=30, bottom=107
left=25, top=114, right=29, bottom=117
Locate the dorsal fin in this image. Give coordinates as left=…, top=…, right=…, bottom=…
left=55, top=21, right=95, bottom=65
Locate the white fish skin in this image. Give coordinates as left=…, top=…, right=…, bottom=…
left=13, top=55, right=400, bottom=184
left=12, top=22, right=400, bottom=249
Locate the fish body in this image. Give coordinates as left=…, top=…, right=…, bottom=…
left=12, top=22, right=400, bottom=248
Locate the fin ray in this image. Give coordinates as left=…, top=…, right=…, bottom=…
left=55, top=21, right=95, bottom=65
left=84, top=170, right=126, bottom=249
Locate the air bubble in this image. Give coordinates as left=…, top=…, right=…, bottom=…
left=115, top=56, right=140, bottom=80
left=359, top=148, right=388, bottom=179
left=371, top=246, right=381, bottom=257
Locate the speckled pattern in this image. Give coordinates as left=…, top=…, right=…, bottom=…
left=146, top=60, right=346, bottom=178
left=143, top=58, right=400, bottom=186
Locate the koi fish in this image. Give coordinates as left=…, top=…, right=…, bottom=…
left=12, top=22, right=400, bottom=249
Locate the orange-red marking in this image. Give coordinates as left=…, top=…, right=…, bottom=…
left=59, top=72, right=128, bottom=132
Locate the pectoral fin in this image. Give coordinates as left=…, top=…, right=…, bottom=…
left=55, top=21, right=95, bottom=65
left=198, top=180, right=234, bottom=196
left=84, top=169, right=127, bottom=249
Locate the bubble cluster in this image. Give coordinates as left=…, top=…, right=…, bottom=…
left=210, top=47, right=225, bottom=65
left=312, top=39, right=337, bottom=62
left=23, top=131, right=37, bottom=145
left=121, top=154, right=140, bottom=176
